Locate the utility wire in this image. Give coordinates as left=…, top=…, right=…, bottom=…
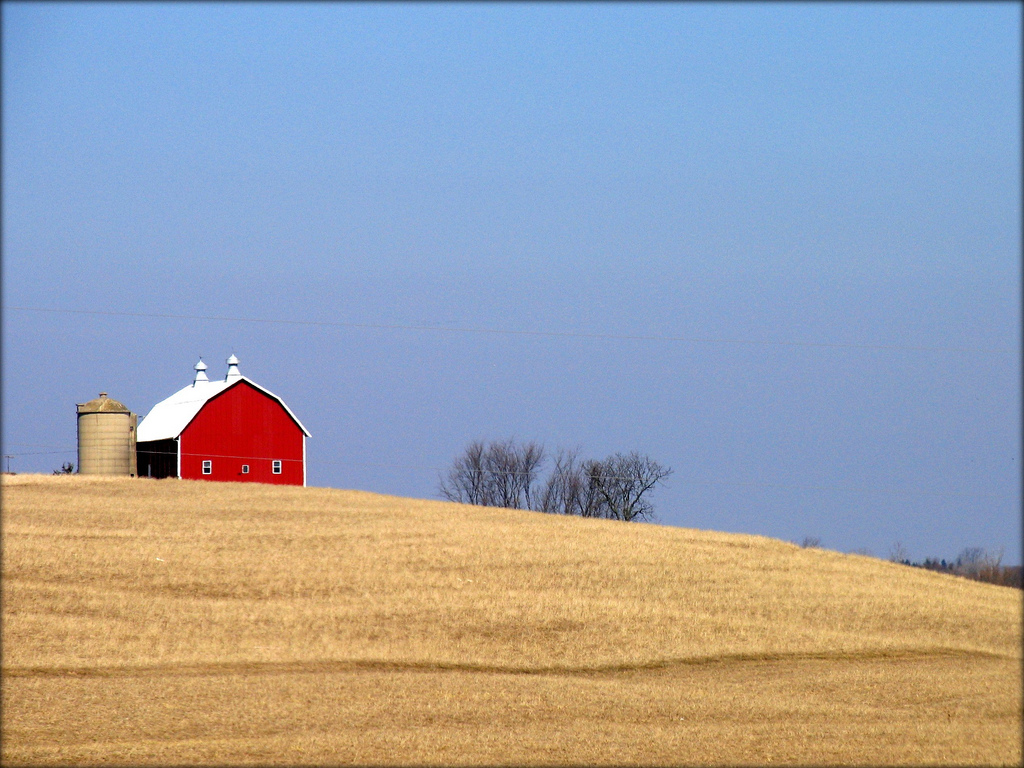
left=5, top=305, right=1015, bottom=499
left=8, top=305, right=1015, bottom=355
left=2, top=449, right=76, bottom=457
left=3, top=446, right=1011, bottom=500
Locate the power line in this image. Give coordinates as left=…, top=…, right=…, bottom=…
left=8, top=305, right=1015, bottom=356
left=4, top=445, right=1011, bottom=501
left=2, top=443, right=77, bottom=451
left=3, top=449, right=76, bottom=457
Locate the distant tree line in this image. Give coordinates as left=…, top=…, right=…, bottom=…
left=798, top=538, right=1021, bottom=590
left=889, top=544, right=1022, bottom=589
left=438, top=439, right=672, bottom=522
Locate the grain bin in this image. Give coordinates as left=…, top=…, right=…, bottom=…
left=76, top=393, right=137, bottom=476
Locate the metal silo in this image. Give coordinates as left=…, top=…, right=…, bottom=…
left=76, top=393, right=137, bottom=476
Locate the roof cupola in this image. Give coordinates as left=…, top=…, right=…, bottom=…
left=225, top=354, right=241, bottom=381
left=193, top=358, right=209, bottom=385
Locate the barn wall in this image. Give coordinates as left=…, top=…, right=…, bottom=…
left=179, top=382, right=305, bottom=485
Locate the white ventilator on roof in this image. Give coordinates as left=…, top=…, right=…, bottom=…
left=137, top=356, right=310, bottom=443
left=225, top=354, right=241, bottom=381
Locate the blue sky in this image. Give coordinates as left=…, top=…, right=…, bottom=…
left=3, top=3, right=1020, bottom=564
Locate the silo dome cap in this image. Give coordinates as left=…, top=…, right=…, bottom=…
left=78, top=393, right=130, bottom=414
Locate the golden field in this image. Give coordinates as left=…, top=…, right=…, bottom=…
left=2, top=474, right=1021, bottom=765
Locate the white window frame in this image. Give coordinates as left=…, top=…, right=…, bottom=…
left=202, top=460, right=212, bottom=475
left=241, top=464, right=249, bottom=474
left=272, top=460, right=282, bottom=474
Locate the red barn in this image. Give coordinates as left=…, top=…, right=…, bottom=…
left=136, top=356, right=310, bottom=485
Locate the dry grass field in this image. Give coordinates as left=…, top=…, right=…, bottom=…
left=2, top=474, right=1021, bottom=765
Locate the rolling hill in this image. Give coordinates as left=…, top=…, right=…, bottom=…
left=3, top=474, right=1020, bottom=765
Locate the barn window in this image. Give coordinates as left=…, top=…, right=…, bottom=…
left=272, top=460, right=282, bottom=474
left=202, top=460, right=212, bottom=474
left=241, top=464, right=249, bottom=474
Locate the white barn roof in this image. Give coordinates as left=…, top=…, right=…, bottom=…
left=136, top=358, right=311, bottom=443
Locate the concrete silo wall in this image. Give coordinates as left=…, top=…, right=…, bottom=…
left=77, top=411, right=137, bottom=476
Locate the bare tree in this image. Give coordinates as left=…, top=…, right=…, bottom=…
left=482, top=439, right=545, bottom=509
left=483, top=439, right=518, bottom=508
left=438, top=439, right=545, bottom=509
left=438, top=440, right=488, bottom=505
left=517, top=441, right=545, bottom=511
left=955, top=547, right=1001, bottom=579
left=586, top=451, right=672, bottom=522
left=540, top=448, right=603, bottom=517
left=442, top=441, right=670, bottom=521
left=540, top=448, right=578, bottom=516
left=888, top=541, right=910, bottom=563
